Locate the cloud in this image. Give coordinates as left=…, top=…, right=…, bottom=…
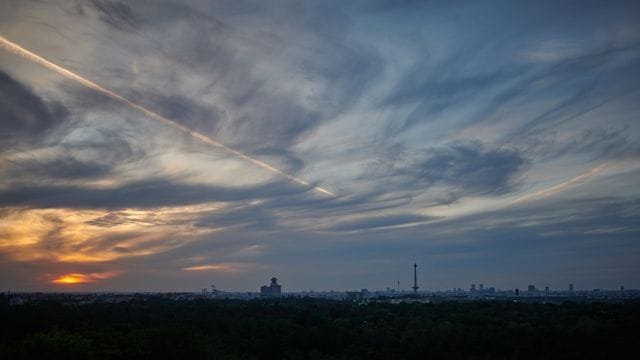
left=365, top=142, right=528, bottom=200
left=0, top=178, right=312, bottom=209
left=84, top=211, right=153, bottom=228
left=328, top=213, right=435, bottom=232
left=89, top=0, right=139, bottom=31
left=79, top=0, right=383, bottom=154
left=413, top=143, right=528, bottom=194
left=182, top=263, right=251, bottom=273
left=383, top=68, right=518, bottom=133
left=2, top=124, right=147, bottom=184
left=195, top=203, right=277, bottom=230
left=1, top=0, right=639, bottom=291
left=0, top=70, right=68, bottom=149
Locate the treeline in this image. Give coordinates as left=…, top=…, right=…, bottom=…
left=1, top=296, right=638, bottom=359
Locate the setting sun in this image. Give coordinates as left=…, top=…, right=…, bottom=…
left=52, top=274, right=90, bottom=284
left=51, top=272, right=117, bottom=285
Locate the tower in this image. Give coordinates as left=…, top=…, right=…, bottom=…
left=412, top=263, right=419, bottom=294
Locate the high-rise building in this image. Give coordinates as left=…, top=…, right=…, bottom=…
left=621, top=285, right=625, bottom=298
left=528, top=285, right=536, bottom=294
left=470, top=284, right=476, bottom=293
left=569, top=283, right=574, bottom=294
left=479, top=284, right=484, bottom=291
left=260, top=277, right=282, bottom=297
left=544, top=286, right=550, bottom=297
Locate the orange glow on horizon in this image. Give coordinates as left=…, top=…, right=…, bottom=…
left=52, top=274, right=88, bottom=284
left=52, top=272, right=117, bottom=284
left=1, top=207, right=220, bottom=264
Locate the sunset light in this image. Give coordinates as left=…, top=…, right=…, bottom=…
left=52, top=272, right=117, bottom=285
left=52, top=274, right=89, bottom=284
left=1, top=1, right=639, bottom=358
left=1, top=0, right=639, bottom=295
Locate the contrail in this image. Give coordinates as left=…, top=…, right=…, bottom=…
left=511, top=162, right=610, bottom=205
left=0, top=35, right=335, bottom=197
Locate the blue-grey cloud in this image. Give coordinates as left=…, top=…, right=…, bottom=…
left=93, top=1, right=381, bottom=153
left=0, top=70, right=69, bottom=149
left=0, top=0, right=639, bottom=291
left=89, top=0, right=139, bottom=31
left=414, top=143, right=528, bottom=194
left=0, top=178, right=313, bottom=209
left=195, top=204, right=277, bottom=231
left=329, top=214, right=435, bottom=232
left=366, top=142, right=528, bottom=199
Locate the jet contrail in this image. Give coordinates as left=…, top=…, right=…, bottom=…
left=0, top=35, right=335, bottom=197
left=511, top=162, right=610, bottom=205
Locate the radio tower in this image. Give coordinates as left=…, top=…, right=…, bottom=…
left=412, top=263, right=419, bottom=294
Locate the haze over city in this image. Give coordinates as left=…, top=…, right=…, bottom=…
left=1, top=0, right=639, bottom=293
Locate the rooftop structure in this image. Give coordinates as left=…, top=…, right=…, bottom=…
left=260, top=277, right=282, bottom=297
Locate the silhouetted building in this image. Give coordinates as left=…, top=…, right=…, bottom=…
left=621, top=285, right=625, bottom=298
left=470, top=284, right=476, bottom=293
left=479, top=284, right=484, bottom=291
left=569, top=283, right=574, bottom=294
left=527, top=285, right=536, bottom=295
left=515, top=288, right=519, bottom=296
left=545, top=286, right=550, bottom=296
left=260, top=277, right=282, bottom=297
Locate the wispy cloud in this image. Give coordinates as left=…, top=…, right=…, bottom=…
left=0, top=0, right=639, bottom=291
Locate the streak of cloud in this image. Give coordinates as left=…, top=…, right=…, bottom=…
left=513, top=162, right=612, bottom=205
left=182, top=263, right=249, bottom=273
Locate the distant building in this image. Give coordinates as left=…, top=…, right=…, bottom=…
left=479, top=284, right=484, bottom=291
left=545, top=286, right=550, bottom=296
left=470, top=284, right=476, bottom=293
left=569, top=283, right=574, bottom=294
left=527, top=285, right=536, bottom=295
left=260, top=277, right=282, bottom=297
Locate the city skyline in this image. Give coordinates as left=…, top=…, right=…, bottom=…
left=1, top=0, right=640, bottom=292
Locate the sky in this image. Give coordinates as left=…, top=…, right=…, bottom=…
left=1, top=0, right=639, bottom=292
